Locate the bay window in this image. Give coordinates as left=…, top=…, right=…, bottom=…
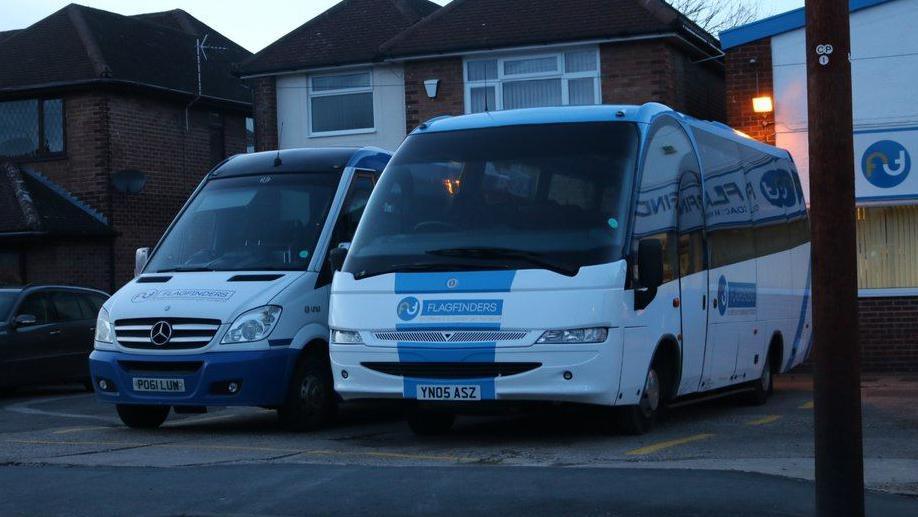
left=308, top=71, right=374, bottom=136
left=0, top=99, right=64, bottom=158
left=464, top=48, right=600, bottom=113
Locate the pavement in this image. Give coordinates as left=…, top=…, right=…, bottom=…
left=1, top=374, right=917, bottom=516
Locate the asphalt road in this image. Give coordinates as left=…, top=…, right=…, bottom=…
left=1, top=374, right=917, bottom=516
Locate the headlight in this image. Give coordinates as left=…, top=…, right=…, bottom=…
left=536, top=327, right=608, bottom=344
left=94, top=308, right=115, bottom=348
left=331, top=329, right=363, bottom=344
left=221, top=306, right=282, bottom=344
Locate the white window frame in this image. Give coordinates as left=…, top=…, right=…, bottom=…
left=463, top=47, right=601, bottom=114
left=307, top=69, right=375, bottom=138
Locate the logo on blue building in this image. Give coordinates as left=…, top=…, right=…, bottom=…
left=396, top=296, right=421, bottom=321
left=862, top=140, right=910, bottom=188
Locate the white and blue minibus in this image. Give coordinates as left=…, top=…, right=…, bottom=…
left=90, top=147, right=390, bottom=429
left=328, top=104, right=812, bottom=435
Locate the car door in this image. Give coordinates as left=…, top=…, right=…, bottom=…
left=49, top=291, right=95, bottom=381
left=7, top=291, right=63, bottom=386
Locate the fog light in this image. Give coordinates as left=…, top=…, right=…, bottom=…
left=227, top=382, right=240, bottom=394
left=341, top=370, right=349, bottom=379
left=563, top=371, right=573, bottom=380
left=98, top=379, right=109, bottom=391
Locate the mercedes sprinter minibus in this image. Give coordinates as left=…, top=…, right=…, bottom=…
left=328, top=105, right=811, bottom=435
left=90, top=147, right=390, bottom=429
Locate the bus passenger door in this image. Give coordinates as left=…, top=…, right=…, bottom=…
left=676, top=170, right=708, bottom=395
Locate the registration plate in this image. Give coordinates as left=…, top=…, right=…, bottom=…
left=132, top=377, right=185, bottom=393
left=416, top=384, right=481, bottom=401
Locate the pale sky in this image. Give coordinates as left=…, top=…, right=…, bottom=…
left=0, top=0, right=806, bottom=53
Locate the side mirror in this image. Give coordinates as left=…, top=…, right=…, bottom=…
left=327, top=244, right=349, bottom=272
left=14, top=314, right=37, bottom=328
left=135, top=247, right=150, bottom=277
left=635, top=239, right=664, bottom=309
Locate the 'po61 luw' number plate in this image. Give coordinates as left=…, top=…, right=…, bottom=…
left=132, top=377, right=185, bottom=393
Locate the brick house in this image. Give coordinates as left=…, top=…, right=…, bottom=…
left=721, top=0, right=918, bottom=371
left=240, top=0, right=725, bottom=152
left=0, top=4, right=253, bottom=292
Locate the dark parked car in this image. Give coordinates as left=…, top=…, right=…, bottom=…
left=0, top=286, right=109, bottom=394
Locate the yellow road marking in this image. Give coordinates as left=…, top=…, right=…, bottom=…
left=625, top=433, right=714, bottom=456
left=5, top=439, right=476, bottom=463
left=52, top=426, right=111, bottom=435
left=746, top=415, right=782, bottom=426
left=799, top=401, right=814, bottom=409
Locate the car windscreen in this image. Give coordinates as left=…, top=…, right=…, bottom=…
left=145, top=173, right=340, bottom=273
left=0, top=292, right=16, bottom=319
left=343, top=122, right=639, bottom=279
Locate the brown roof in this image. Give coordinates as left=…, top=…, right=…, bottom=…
left=238, top=0, right=440, bottom=76
left=380, top=0, right=718, bottom=57
left=0, top=4, right=253, bottom=105
left=0, top=162, right=112, bottom=238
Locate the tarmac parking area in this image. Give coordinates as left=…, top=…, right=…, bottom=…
left=1, top=374, right=917, bottom=515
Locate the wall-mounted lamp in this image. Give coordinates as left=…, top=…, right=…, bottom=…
left=752, top=96, right=773, bottom=114
left=424, top=79, right=439, bottom=99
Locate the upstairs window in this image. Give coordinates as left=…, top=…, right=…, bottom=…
left=465, top=48, right=600, bottom=113
left=308, top=71, right=374, bottom=136
left=0, top=99, right=64, bottom=159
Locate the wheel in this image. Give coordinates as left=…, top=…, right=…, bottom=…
left=744, top=355, right=773, bottom=406
left=116, top=404, right=170, bottom=429
left=277, top=350, right=337, bottom=431
left=407, top=408, right=455, bottom=436
left=617, top=366, right=661, bottom=435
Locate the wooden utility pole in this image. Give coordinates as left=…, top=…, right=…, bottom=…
left=805, top=1, right=866, bottom=515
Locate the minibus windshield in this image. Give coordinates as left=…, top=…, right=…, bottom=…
left=146, top=173, right=339, bottom=273
left=344, top=122, right=639, bottom=279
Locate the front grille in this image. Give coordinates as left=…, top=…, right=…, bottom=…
left=374, top=330, right=529, bottom=343
left=361, top=362, right=541, bottom=379
left=118, top=360, right=203, bottom=375
left=114, top=317, right=221, bottom=350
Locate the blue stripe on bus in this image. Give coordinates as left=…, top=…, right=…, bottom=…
left=397, top=342, right=497, bottom=363
left=394, top=271, right=516, bottom=294
left=785, top=264, right=812, bottom=372
left=396, top=323, right=502, bottom=330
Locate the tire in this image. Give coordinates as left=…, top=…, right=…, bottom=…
left=116, top=404, right=170, bottom=429
left=617, top=366, right=661, bottom=435
left=277, top=350, right=337, bottom=431
left=744, top=355, right=773, bottom=406
left=407, top=409, right=455, bottom=436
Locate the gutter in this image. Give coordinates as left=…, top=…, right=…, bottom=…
left=0, top=79, right=252, bottom=110
left=240, top=31, right=725, bottom=80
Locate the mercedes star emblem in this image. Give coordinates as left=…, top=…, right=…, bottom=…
left=150, top=321, right=173, bottom=346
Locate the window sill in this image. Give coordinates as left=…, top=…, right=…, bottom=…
left=858, top=288, right=918, bottom=298
left=308, top=128, right=376, bottom=138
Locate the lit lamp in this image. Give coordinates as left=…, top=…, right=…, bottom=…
left=752, top=96, right=774, bottom=114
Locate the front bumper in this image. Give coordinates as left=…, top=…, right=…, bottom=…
left=330, top=332, right=623, bottom=407
left=89, top=348, right=300, bottom=407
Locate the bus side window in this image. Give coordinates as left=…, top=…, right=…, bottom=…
left=317, top=172, right=377, bottom=287
left=634, top=116, right=697, bottom=287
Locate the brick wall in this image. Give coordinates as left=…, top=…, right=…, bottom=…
left=858, top=297, right=918, bottom=372
left=17, top=88, right=250, bottom=291
left=251, top=77, right=278, bottom=151
left=21, top=240, right=112, bottom=292
left=724, top=39, right=775, bottom=144
left=600, top=41, right=725, bottom=121
left=404, top=58, right=464, bottom=132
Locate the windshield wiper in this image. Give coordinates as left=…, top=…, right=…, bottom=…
left=155, top=266, right=215, bottom=273
left=353, top=262, right=507, bottom=280
left=425, top=247, right=578, bottom=276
